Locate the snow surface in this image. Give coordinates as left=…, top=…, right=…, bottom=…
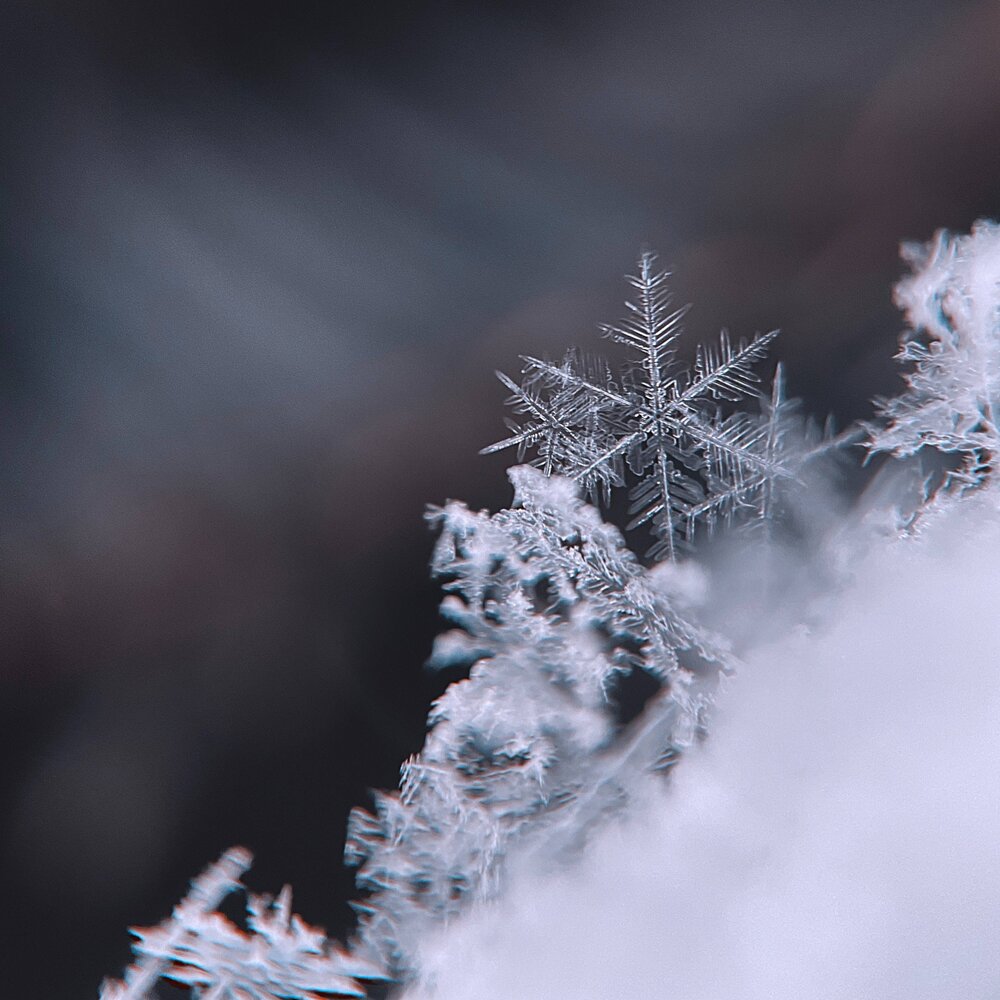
left=404, top=495, right=1000, bottom=1000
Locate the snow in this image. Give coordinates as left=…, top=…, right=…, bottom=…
left=404, top=497, right=1000, bottom=1000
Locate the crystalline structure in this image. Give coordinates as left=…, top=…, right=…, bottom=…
left=869, top=220, right=1000, bottom=499
left=99, top=848, right=385, bottom=1000
left=484, top=253, right=781, bottom=559
left=694, top=362, right=859, bottom=541
left=101, top=249, right=865, bottom=998
left=344, top=467, right=730, bottom=973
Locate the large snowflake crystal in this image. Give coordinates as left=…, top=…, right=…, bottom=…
left=483, top=252, right=782, bottom=559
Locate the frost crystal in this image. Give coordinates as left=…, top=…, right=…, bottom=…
left=483, top=252, right=781, bottom=559
left=869, top=220, right=1000, bottom=498
left=344, top=467, right=728, bottom=973
left=99, top=848, right=384, bottom=1000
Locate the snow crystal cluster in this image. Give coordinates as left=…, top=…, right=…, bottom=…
left=100, top=222, right=1000, bottom=999
left=869, top=220, right=1000, bottom=504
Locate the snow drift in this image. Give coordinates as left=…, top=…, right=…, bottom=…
left=405, top=496, right=1000, bottom=999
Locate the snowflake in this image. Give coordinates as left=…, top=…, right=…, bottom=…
left=483, top=252, right=782, bottom=559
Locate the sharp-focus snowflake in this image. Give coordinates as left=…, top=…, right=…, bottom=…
left=483, top=252, right=782, bottom=559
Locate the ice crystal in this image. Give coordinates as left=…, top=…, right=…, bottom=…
left=483, top=252, right=781, bottom=559
left=344, top=467, right=728, bottom=972
left=869, top=220, right=1000, bottom=499
left=99, top=848, right=384, bottom=1000
left=700, top=362, right=859, bottom=540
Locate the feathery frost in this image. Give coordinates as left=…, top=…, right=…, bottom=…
left=692, top=361, right=858, bottom=542
left=869, top=220, right=1000, bottom=503
left=99, top=848, right=385, bottom=1000
left=344, top=466, right=728, bottom=973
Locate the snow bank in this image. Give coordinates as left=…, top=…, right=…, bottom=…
left=406, top=499, right=1000, bottom=999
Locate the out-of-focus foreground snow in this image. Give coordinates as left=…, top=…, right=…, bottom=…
left=404, top=497, right=1000, bottom=1000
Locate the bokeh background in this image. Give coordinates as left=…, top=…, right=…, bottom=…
left=1, top=2, right=999, bottom=996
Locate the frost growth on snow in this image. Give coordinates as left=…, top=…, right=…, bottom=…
left=400, top=497, right=1000, bottom=1000
left=99, top=848, right=384, bottom=1000
left=869, top=220, right=1000, bottom=503
left=344, top=466, right=728, bottom=973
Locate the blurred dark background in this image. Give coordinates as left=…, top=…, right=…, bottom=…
left=1, top=1, right=999, bottom=995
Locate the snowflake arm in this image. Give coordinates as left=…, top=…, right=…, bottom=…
left=481, top=355, right=626, bottom=497
left=479, top=369, right=579, bottom=468
left=678, top=328, right=778, bottom=406
left=598, top=253, right=689, bottom=378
